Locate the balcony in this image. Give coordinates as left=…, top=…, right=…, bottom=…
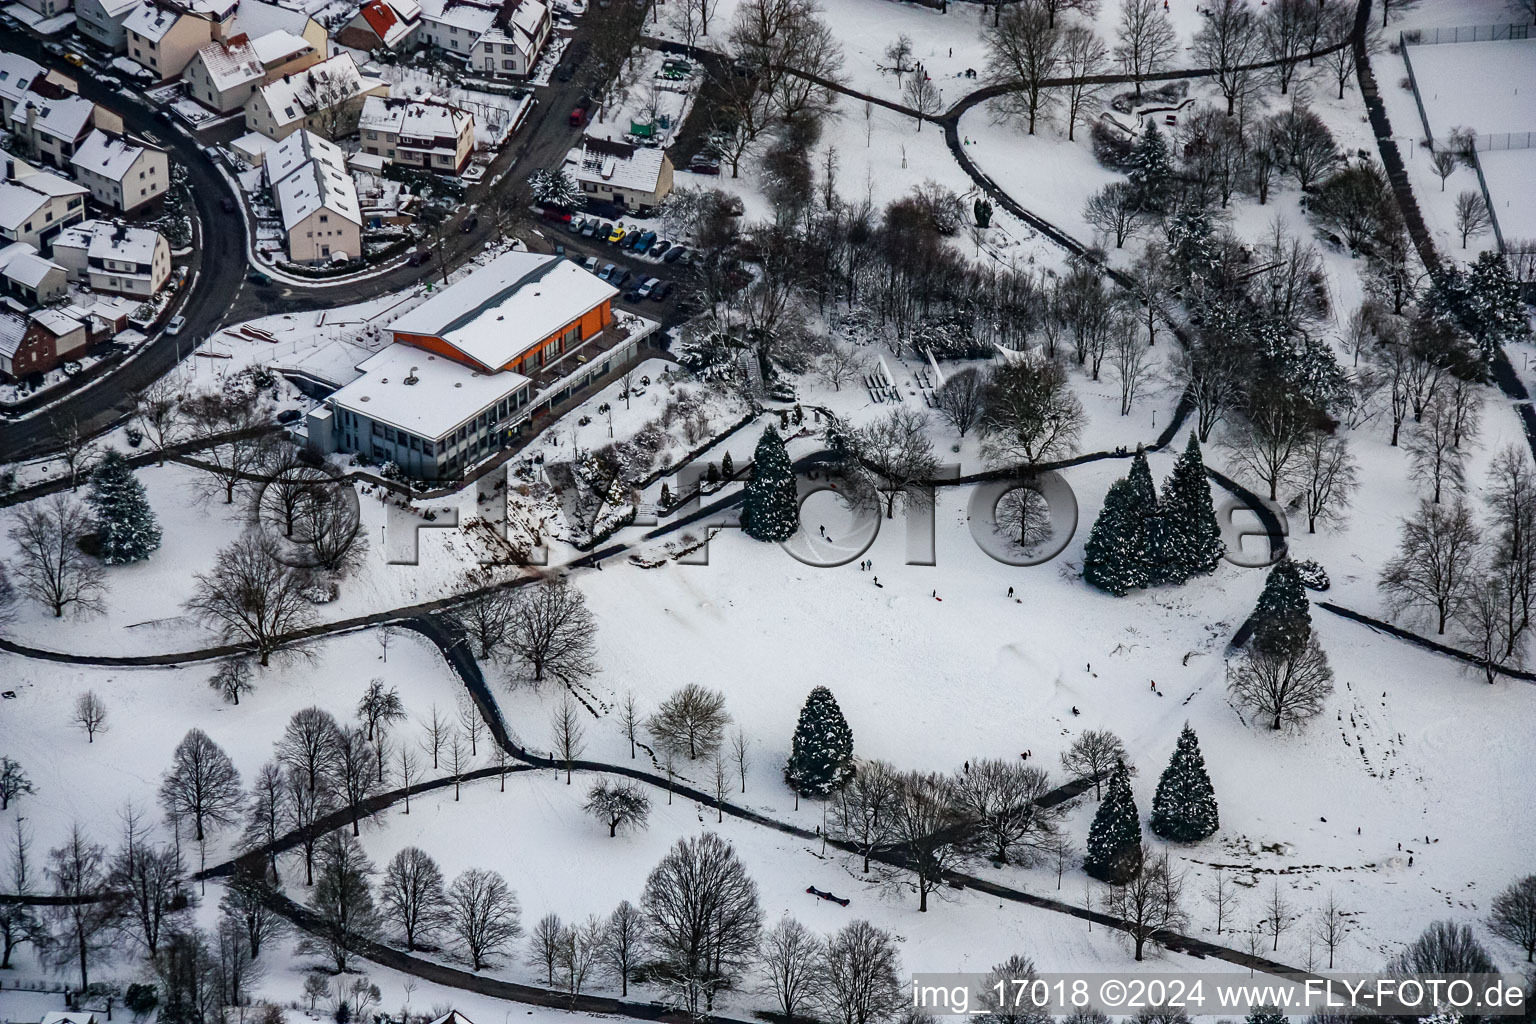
left=524, top=317, right=646, bottom=402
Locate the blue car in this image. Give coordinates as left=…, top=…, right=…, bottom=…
left=633, top=230, right=658, bottom=254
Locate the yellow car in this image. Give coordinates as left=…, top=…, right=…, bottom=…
left=64, top=52, right=86, bottom=67
left=607, top=224, right=626, bottom=244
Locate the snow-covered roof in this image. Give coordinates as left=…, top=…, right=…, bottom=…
left=0, top=311, right=24, bottom=359
left=70, top=129, right=156, bottom=182
left=0, top=183, right=48, bottom=231
left=569, top=138, right=667, bottom=194
left=359, top=95, right=471, bottom=140
left=194, top=37, right=265, bottom=91
left=31, top=308, right=84, bottom=336
left=3, top=250, right=63, bottom=289
left=249, top=29, right=313, bottom=66
left=94, top=0, right=143, bottom=18
left=501, top=0, right=546, bottom=50
left=329, top=343, right=529, bottom=440
left=0, top=241, right=37, bottom=271
left=123, top=3, right=185, bottom=42
left=87, top=221, right=164, bottom=265
left=355, top=0, right=419, bottom=47
left=391, top=251, right=617, bottom=371
left=229, top=0, right=313, bottom=39
left=10, top=166, right=86, bottom=199
left=51, top=223, right=93, bottom=252
left=10, top=94, right=95, bottom=144
left=270, top=133, right=361, bottom=231
left=417, top=0, right=497, bottom=36
left=266, top=128, right=347, bottom=184
left=0, top=52, right=45, bottom=110
left=230, top=131, right=275, bottom=165
left=254, top=53, right=378, bottom=130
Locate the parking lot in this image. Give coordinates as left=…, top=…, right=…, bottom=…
left=530, top=209, right=696, bottom=317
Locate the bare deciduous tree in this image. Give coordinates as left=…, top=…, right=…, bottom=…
left=1489, top=875, right=1536, bottom=963
left=185, top=533, right=315, bottom=666
left=1379, top=498, right=1482, bottom=634
left=326, top=726, right=379, bottom=836
left=1312, top=891, right=1351, bottom=968
left=73, top=691, right=108, bottom=743
left=1114, top=0, right=1177, bottom=96
left=506, top=579, right=597, bottom=685
left=1295, top=431, right=1359, bottom=533
left=1084, top=182, right=1144, bottom=249
left=647, top=683, right=729, bottom=760
left=980, top=355, right=1086, bottom=468
left=640, top=832, right=763, bottom=1013
left=816, top=342, right=869, bottom=392
left=600, top=900, right=643, bottom=996
left=953, top=759, right=1062, bottom=864
left=1455, top=190, right=1491, bottom=248
left=1060, top=25, right=1109, bottom=141
left=159, top=728, right=243, bottom=845
left=830, top=758, right=899, bottom=873
left=447, top=868, right=521, bottom=970
left=551, top=696, right=586, bottom=783
left=1404, top=400, right=1468, bottom=504
left=1194, top=0, right=1261, bottom=115
left=1228, top=634, right=1335, bottom=730
left=1206, top=864, right=1240, bottom=936
left=1099, top=850, right=1188, bottom=961
left=986, top=0, right=1062, bottom=135
left=9, top=494, right=107, bottom=618
left=585, top=779, right=652, bottom=837
left=820, top=919, right=905, bottom=1024
left=44, top=824, right=116, bottom=990
left=936, top=367, right=988, bottom=437
left=1059, top=729, right=1129, bottom=800
left=842, top=408, right=939, bottom=520
left=890, top=771, right=964, bottom=912
left=1223, top=393, right=1315, bottom=501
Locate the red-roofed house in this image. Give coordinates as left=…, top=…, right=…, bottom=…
left=338, top=0, right=421, bottom=51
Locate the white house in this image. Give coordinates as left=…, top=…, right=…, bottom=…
left=70, top=129, right=169, bottom=212
left=416, top=0, right=549, bottom=79
left=123, top=3, right=215, bottom=81
left=9, top=92, right=98, bottom=168
left=568, top=137, right=673, bottom=215
left=50, top=219, right=171, bottom=297
left=359, top=95, right=474, bottom=174
left=243, top=53, right=387, bottom=140
left=0, top=242, right=68, bottom=305
left=16, top=0, right=73, bottom=25
left=266, top=131, right=361, bottom=264
left=0, top=53, right=46, bottom=122
left=75, top=0, right=143, bottom=52
left=0, top=157, right=88, bottom=251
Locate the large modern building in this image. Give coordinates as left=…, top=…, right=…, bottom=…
left=307, top=251, right=640, bottom=479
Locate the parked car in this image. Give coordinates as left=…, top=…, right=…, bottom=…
left=607, top=224, right=627, bottom=244
left=246, top=270, right=273, bottom=285
left=595, top=221, right=612, bottom=240
left=610, top=268, right=630, bottom=287
left=650, top=239, right=672, bottom=258
left=650, top=280, right=673, bottom=301
left=582, top=256, right=599, bottom=272
left=634, top=231, right=658, bottom=254
left=540, top=205, right=572, bottom=224
left=637, top=277, right=661, bottom=298
left=461, top=214, right=479, bottom=233
left=276, top=408, right=303, bottom=424
left=568, top=107, right=587, bottom=127
left=568, top=216, right=585, bottom=234
left=598, top=263, right=616, bottom=281
left=675, top=248, right=693, bottom=265
left=165, top=315, right=186, bottom=335
left=556, top=65, right=574, bottom=82
left=663, top=246, right=686, bottom=263
left=64, top=52, right=86, bottom=67
left=407, top=249, right=430, bottom=266
left=623, top=287, right=644, bottom=302
left=581, top=219, right=599, bottom=238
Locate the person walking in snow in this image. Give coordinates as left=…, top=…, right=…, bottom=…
left=1008, top=586, right=1014, bottom=598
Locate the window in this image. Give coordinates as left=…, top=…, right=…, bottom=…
left=383, top=426, right=395, bottom=442
left=409, top=436, right=421, bottom=451
left=366, top=130, right=377, bottom=139
left=423, top=440, right=434, bottom=455
left=320, top=214, right=329, bottom=223
left=502, top=59, right=515, bottom=69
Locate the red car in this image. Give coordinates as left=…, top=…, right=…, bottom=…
left=540, top=204, right=573, bottom=223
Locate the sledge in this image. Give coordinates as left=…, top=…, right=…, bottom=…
left=807, top=886, right=850, bottom=907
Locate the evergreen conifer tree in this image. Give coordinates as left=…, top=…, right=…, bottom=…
left=721, top=451, right=735, bottom=479
left=1083, top=761, right=1142, bottom=883
left=1250, top=558, right=1311, bottom=657
left=1128, top=121, right=1173, bottom=212
left=1154, top=434, right=1225, bottom=584
left=784, top=686, right=854, bottom=796
left=87, top=451, right=162, bottom=565
left=742, top=426, right=799, bottom=542
left=1466, top=252, right=1532, bottom=363
left=1149, top=723, right=1219, bottom=842
left=1084, top=478, right=1149, bottom=596
left=1246, top=1009, right=1288, bottom=1024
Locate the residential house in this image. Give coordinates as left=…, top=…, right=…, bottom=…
left=51, top=219, right=172, bottom=297
left=0, top=307, right=89, bottom=377
left=416, top=0, right=550, bottom=79
left=244, top=53, right=388, bottom=141
left=0, top=157, right=88, bottom=251
left=123, top=3, right=215, bottom=81
left=70, top=129, right=169, bottom=212
left=184, top=35, right=265, bottom=112
left=9, top=91, right=98, bottom=168
left=309, top=251, right=630, bottom=479
left=266, top=130, right=361, bottom=263
left=337, top=0, right=420, bottom=52
left=16, top=0, right=73, bottom=23
left=0, top=242, right=68, bottom=305
left=567, top=137, right=673, bottom=215
left=359, top=95, right=474, bottom=174
left=76, top=0, right=143, bottom=52
left=0, top=53, right=46, bottom=121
